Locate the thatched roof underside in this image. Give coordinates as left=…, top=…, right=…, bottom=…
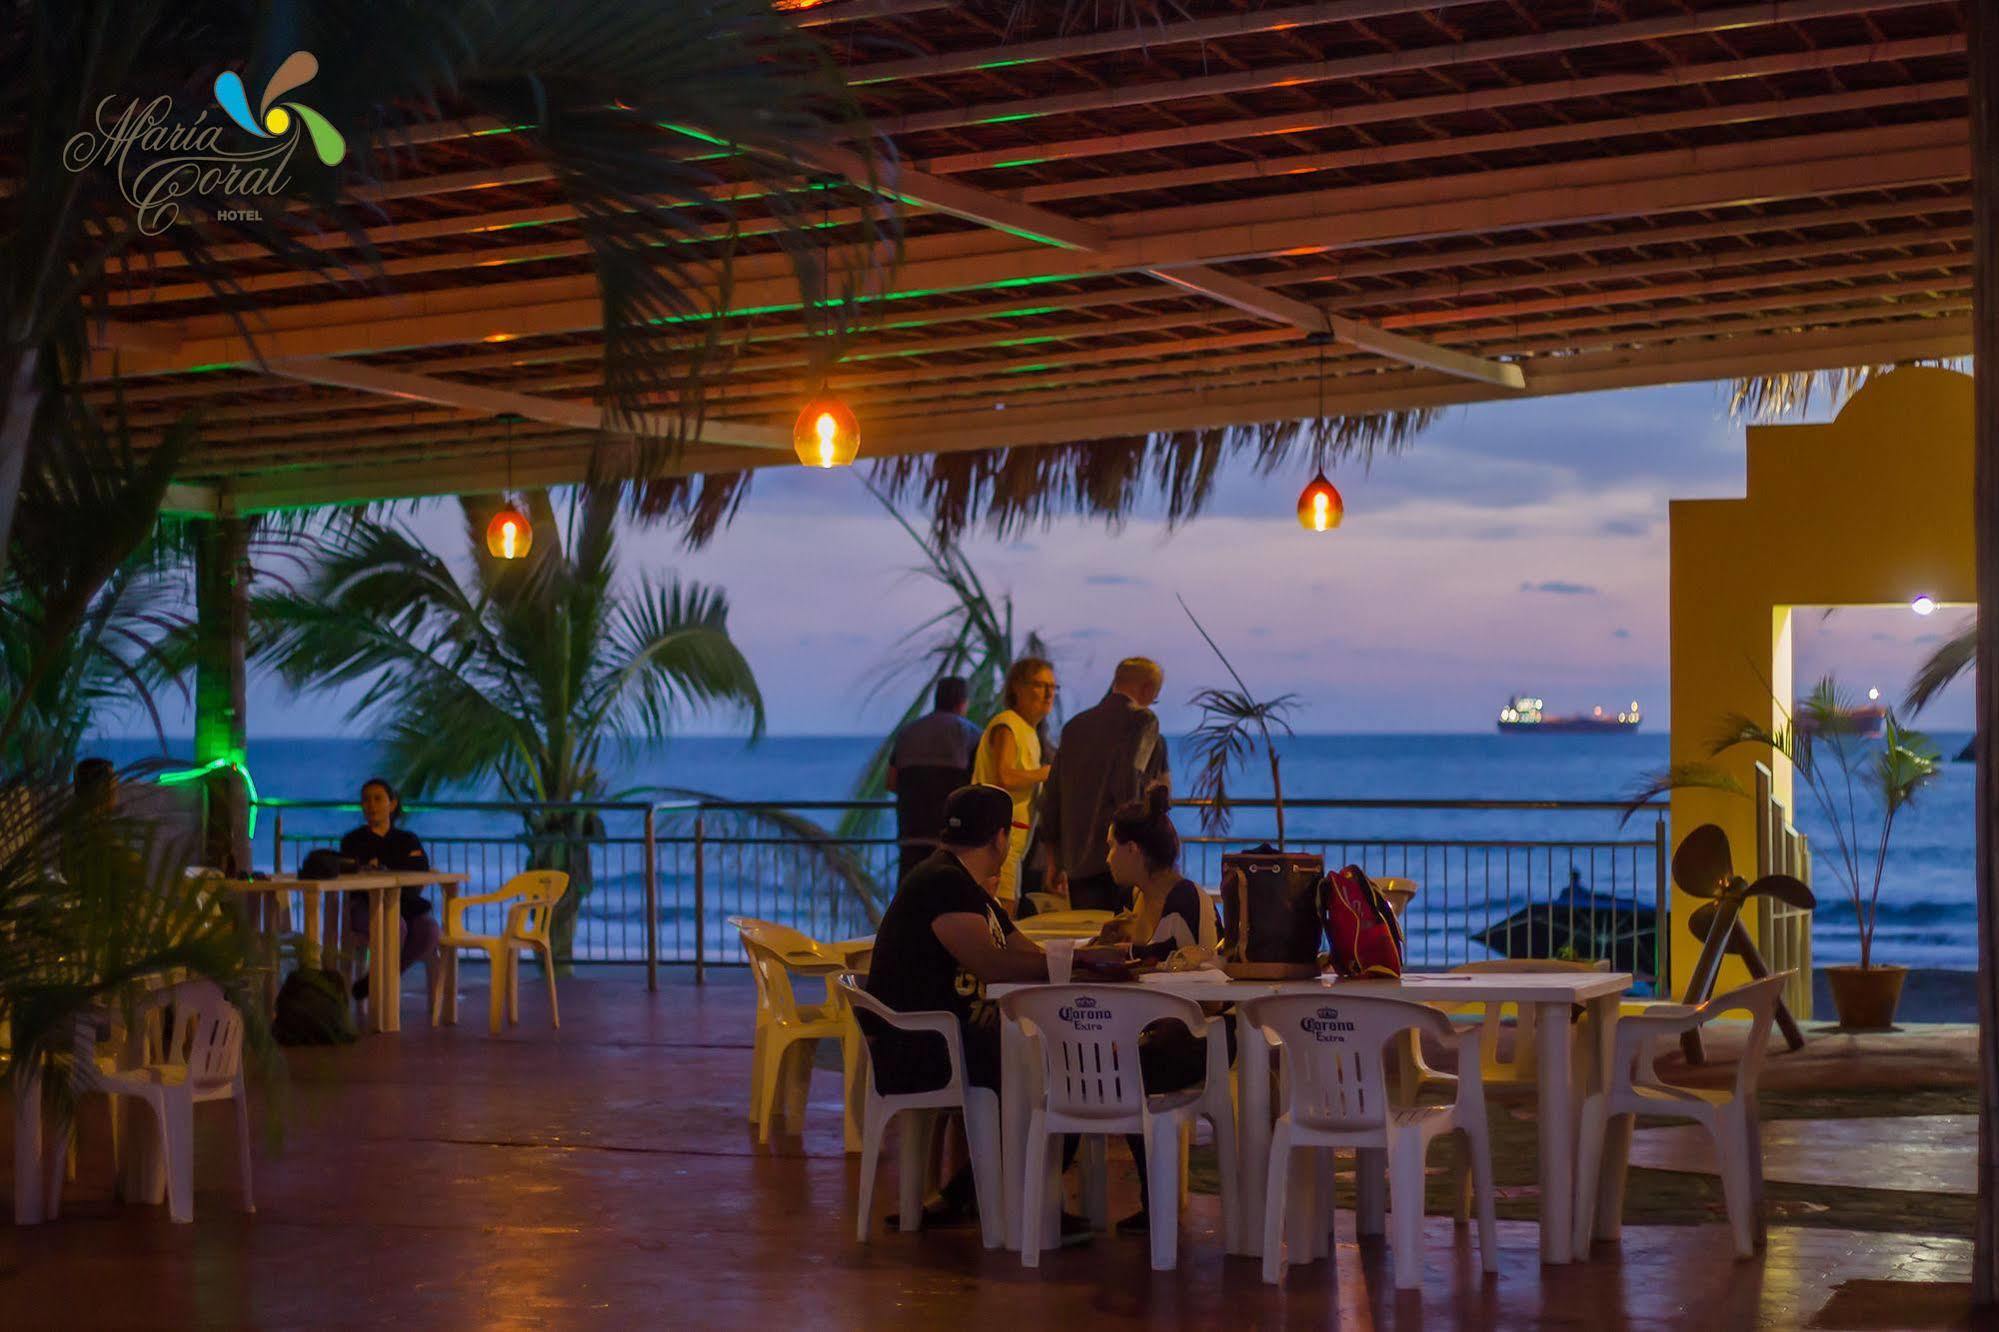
left=76, top=0, right=1974, bottom=516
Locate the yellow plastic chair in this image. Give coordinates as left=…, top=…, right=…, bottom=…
left=429, top=870, right=568, bottom=1035
left=730, top=918, right=871, bottom=1149
left=741, top=937, right=847, bottom=1143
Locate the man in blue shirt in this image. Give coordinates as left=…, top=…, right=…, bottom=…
left=887, top=676, right=982, bottom=885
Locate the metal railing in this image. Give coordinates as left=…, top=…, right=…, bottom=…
left=256, top=793, right=1672, bottom=993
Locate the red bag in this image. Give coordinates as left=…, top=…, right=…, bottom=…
left=1322, top=865, right=1405, bottom=979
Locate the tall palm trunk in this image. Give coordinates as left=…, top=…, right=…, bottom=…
left=0, top=343, right=40, bottom=579
left=527, top=807, right=600, bottom=968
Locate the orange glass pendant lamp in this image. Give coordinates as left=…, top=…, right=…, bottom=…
left=486, top=505, right=532, bottom=560
left=1296, top=471, right=1344, bottom=531
left=793, top=394, right=860, bottom=468
left=486, top=412, right=532, bottom=559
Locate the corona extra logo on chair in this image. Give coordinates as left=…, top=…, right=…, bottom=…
left=1057, top=997, right=1113, bottom=1030
left=213, top=51, right=347, bottom=165
left=1299, top=1007, right=1355, bottom=1041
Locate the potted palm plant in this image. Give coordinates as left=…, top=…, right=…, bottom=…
left=1638, top=677, right=1940, bottom=1028
left=1178, top=600, right=1319, bottom=978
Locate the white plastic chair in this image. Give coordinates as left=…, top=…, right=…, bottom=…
left=48, top=980, right=253, bottom=1224
left=1573, top=973, right=1790, bottom=1260
left=430, top=870, right=568, bottom=1034
left=1000, top=984, right=1236, bottom=1271
left=1244, top=993, right=1498, bottom=1290
left=838, top=975, right=1004, bottom=1248
left=741, top=937, right=847, bottom=1143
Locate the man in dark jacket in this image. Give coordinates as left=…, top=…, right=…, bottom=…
left=1040, top=657, right=1169, bottom=912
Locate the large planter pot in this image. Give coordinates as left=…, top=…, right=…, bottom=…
left=1826, top=963, right=1908, bottom=1029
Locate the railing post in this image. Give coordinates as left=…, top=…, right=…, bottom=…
left=643, top=806, right=659, bottom=994
left=1654, top=811, right=1671, bottom=993
left=272, top=810, right=284, bottom=876
left=694, top=813, right=707, bottom=986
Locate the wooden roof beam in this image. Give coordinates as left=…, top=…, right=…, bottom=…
left=845, top=2, right=1465, bottom=85
left=1013, top=76, right=1967, bottom=202
left=90, top=122, right=1969, bottom=379
left=882, top=0, right=1949, bottom=138
left=800, top=146, right=1525, bottom=384
left=930, top=34, right=1965, bottom=175
left=260, top=357, right=791, bottom=451
left=214, top=320, right=1975, bottom=509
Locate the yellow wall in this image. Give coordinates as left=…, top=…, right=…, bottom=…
left=1667, top=367, right=1974, bottom=997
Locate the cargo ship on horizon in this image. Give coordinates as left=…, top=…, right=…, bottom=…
left=1497, top=695, right=1641, bottom=735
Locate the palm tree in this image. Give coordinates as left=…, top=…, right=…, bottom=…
left=0, top=390, right=195, bottom=778
left=1178, top=597, right=1302, bottom=846
left=842, top=485, right=1052, bottom=845
left=1, top=389, right=273, bottom=1151
left=251, top=485, right=765, bottom=960
left=0, top=0, right=888, bottom=572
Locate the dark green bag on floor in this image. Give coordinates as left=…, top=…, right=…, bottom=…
left=272, top=967, right=357, bottom=1045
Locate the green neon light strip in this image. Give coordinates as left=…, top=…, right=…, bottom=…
left=643, top=274, right=1081, bottom=327
left=156, top=756, right=262, bottom=838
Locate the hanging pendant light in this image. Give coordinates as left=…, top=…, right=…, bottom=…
left=1297, top=471, right=1344, bottom=531
left=1295, top=332, right=1346, bottom=532
left=485, top=413, right=533, bottom=559
left=792, top=181, right=859, bottom=469
left=793, top=393, right=860, bottom=468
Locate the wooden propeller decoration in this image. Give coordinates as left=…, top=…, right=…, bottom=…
left=1671, top=823, right=1815, bottom=1061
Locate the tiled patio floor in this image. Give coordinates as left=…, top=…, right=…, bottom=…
left=0, top=971, right=1979, bottom=1329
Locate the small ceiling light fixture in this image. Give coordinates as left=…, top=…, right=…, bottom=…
left=1911, top=594, right=1938, bottom=616
left=793, top=394, right=860, bottom=468
left=485, top=412, right=533, bottom=560
left=1295, top=330, right=1345, bottom=532
left=793, top=180, right=860, bottom=469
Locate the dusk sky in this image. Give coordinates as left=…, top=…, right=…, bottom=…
left=148, top=377, right=1975, bottom=741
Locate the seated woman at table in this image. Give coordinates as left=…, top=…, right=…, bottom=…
left=339, top=777, right=438, bottom=1000
left=1097, top=787, right=1231, bottom=1235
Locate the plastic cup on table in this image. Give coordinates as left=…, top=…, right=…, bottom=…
left=1044, top=939, right=1077, bottom=985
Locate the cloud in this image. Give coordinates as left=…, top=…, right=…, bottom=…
left=1520, top=580, right=1599, bottom=596
left=1084, top=573, right=1149, bottom=586
left=1612, top=628, right=1631, bottom=639
left=1067, top=627, right=1113, bottom=640
left=1471, top=524, right=1522, bottom=541
left=1598, top=517, right=1651, bottom=537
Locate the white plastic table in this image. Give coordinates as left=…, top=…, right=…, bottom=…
left=989, top=969, right=1631, bottom=1265
left=219, top=871, right=468, bottom=1033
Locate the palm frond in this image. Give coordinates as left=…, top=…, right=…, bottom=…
left=1179, top=597, right=1300, bottom=840
left=1727, top=359, right=1970, bottom=422
left=867, top=410, right=1436, bottom=544
left=1906, top=614, right=1975, bottom=714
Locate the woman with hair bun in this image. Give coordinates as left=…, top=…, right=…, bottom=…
left=1103, top=785, right=1219, bottom=960
left=1096, top=786, right=1228, bottom=1236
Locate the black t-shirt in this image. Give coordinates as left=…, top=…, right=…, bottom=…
left=863, top=848, right=1017, bottom=1090
left=339, top=825, right=432, bottom=917
left=1133, top=878, right=1221, bottom=963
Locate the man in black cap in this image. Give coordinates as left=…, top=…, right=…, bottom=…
left=861, top=784, right=1087, bottom=1240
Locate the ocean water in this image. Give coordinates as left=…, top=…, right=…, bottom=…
left=90, top=731, right=1980, bottom=970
